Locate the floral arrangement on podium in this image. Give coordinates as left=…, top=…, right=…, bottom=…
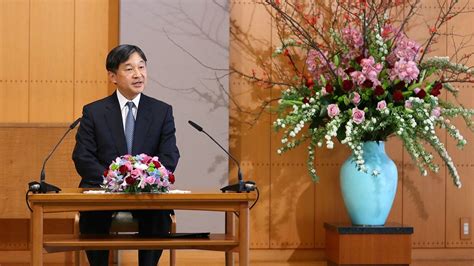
left=251, top=0, right=474, bottom=188
left=102, top=154, right=175, bottom=193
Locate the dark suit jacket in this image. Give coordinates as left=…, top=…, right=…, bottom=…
left=72, top=92, right=180, bottom=188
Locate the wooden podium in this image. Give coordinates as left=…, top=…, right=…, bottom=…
left=28, top=189, right=256, bottom=266
left=324, top=223, right=413, bottom=265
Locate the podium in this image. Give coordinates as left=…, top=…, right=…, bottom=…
left=324, top=223, right=413, bottom=265
left=28, top=189, right=256, bottom=266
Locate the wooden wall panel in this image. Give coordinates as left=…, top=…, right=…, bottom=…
left=29, top=83, right=74, bottom=122
left=0, top=126, right=80, bottom=218
left=74, top=83, right=108, bottom=118
left=29, top=0, right=74, bottom=81
left=444, top=1, right=474, bottom=247
left=403, top=164, right=446, bottom=247
left=0, top=83, right=29, bottom=122
left=0, top=0, right=116, bottom=123
left=0, top=0, right=117, bottom=263
left=74, top=0, right=109, bottom=81
left=245, top=164, right=270, bottom=249
left=30, top=0, right=74, bottom=122
left=314, top=164, right=349, bottom=248
left=0, top=0, right=29, bottom=122
left=402, top=0, right=448, bottom=248
left=230, top=0, right=272, bottom=249
left=386, top=138, right=404, bottom=224
left=446, top=166, right=474, bottom=247
left=270, top=166, right=314, bottom=248
left=74, top=0, right=110, bottom=117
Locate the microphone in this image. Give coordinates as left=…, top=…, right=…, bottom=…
left=188, top=120, right=256, bottom=193
left=28, top=117, right=82, bottom=193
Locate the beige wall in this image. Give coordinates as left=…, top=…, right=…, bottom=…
left=229, top=0, right=474, bottom=257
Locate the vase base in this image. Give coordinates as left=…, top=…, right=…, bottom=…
left=351, top=223, right=385, bottom=226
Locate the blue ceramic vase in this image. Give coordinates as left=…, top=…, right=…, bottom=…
left=340, top=141, right=397, bottom=225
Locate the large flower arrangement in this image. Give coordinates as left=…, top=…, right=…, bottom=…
left=102, top=154, right=175, bottom=193
left=262, top=0, right=474, bottom=188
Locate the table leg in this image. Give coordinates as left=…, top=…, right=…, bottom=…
left=31, top=204, right=43, bottom=266
left=225, top=211, right=234, bottom=266
left=239, top=202, right=249, bottom=266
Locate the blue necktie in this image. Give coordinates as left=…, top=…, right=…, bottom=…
left=125, top=101, right=135, bottom=155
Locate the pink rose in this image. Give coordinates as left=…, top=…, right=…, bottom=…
left=352, top=107, right=365, bottom=124
left=352, top=92, right=361, bottom=105
left=431, top=107, right=441, bottom=117
left=327, top=104, right=340, bottom=118
left=376, top=100, right=387, bottom=111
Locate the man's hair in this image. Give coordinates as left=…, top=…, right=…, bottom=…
left=106, top=44, right=147, bottom=73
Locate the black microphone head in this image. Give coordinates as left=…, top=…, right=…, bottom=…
left=70, top=117, right=81, bottom=129
left=188, top=120, right=203, bottom=132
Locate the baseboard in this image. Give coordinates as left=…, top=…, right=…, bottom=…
left=0, top=250, right=74, bottom=264
left=413, top=248, right=474, bottom=260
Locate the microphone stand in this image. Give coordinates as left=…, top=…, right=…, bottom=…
left=28, top=118, right=81, bottom=193
left=188, top=120, right=256, bottom=193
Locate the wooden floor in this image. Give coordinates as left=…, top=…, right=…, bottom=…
left=142, top=251, right=474, bottom=266
left=1, top=250, right=474, bottom=265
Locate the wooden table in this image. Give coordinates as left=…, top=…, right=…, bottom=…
left=28, top=188, right=256, bottom=266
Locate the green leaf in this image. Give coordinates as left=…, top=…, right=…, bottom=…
left=343, top=95, right=350, bottom=106
left=334, top=54, right=340, bottom=67
left=336, top=125, right=346, bottom=142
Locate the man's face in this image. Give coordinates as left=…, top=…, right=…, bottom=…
left=108, top=52, right=147, bottom=100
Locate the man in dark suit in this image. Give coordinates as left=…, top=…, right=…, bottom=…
left=72, top=44, right=180, bottom=266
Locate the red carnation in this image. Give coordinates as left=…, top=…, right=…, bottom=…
left=325, top=84, right=334, bottom=93
left=168, top=173, right=175, bottom=184
left=119, top=165, right=128, bottom=175
left=302, top=97, right=310, bottom=104
left=393, top=81, right=406, bottom=91
left=374, top=85, right=384, bottom=96
left=125, top=176, right=136, bottom=185
left=430, top=82, right=442, bottom=96
left=355, top=55, right=364, bottom=65
left=416, top=88, right=427, bottom=99
left=344, top=67, right=356, bottom=75
left=362, top=79, right=373, bottom=88
left=103, top=169, right=109, bottom=177
left=152, top=160, right=161, bottom=168
left=342, top=80, right=354, bottom=91
left=393, top=90, right=404, bottom=102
